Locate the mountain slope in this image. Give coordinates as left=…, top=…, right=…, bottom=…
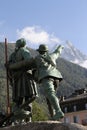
left=61, top=40, right=87, bottom=69
left=56, top=58, right=87, bottom=96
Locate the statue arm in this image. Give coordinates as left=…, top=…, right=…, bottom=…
left=51, top=45, right=64, bottom=60
left=9, top=58, right=34, bottom=70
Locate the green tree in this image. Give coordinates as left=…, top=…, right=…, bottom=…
left=32, top=101, right=49, bottom=121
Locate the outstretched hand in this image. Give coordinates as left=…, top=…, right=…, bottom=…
left=58, top=45, right=64, bottom=49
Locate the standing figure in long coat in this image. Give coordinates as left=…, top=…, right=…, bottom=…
left=34, top=44, right=64, bottom=121
left=8, top=38, right=37, bottom=123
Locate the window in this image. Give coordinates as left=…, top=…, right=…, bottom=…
left=64, top=117, right=70, bottom=123
left=64, top=107, right=67, bottom=113
left=85, top=103, right=87, bottom=110
left=73, top=116, right=79, bottom=123
left=73, top=105, right=76, bottom=111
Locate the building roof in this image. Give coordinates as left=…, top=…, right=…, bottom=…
left=60, top=88, right=87, bottom=104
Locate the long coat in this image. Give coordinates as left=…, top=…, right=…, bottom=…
left=9, top=47, right=35, bottom=102
left=34, top=45, right=63, bottom=82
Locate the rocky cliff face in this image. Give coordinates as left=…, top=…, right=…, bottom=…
left=0, top=121, right=87, bottom=130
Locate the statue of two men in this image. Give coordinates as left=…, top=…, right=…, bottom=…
left=8, top=38, right=64, bottom=122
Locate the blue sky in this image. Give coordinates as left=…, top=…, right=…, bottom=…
left=0, top=0, right=87, bottom=55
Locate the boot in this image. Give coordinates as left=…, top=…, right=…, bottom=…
left=48, top=93, right=64, bottom=120
left=52, top=110, right=64, bottom=120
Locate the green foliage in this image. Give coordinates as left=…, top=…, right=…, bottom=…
left=32, top=101, right=49, bottom=121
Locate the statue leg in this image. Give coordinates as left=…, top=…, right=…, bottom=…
left=46, top=98, right=54, bottom=118
left=41, top=78, right=64, bottom=120
left=24, top=97, right=32, bottom=122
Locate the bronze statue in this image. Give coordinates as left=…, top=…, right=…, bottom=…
left=34, top=44, right=64, bottom=120
left=8, top=38, right=37, bottom=124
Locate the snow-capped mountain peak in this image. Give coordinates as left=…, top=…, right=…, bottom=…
left=61, top=40, right=87, bottom=69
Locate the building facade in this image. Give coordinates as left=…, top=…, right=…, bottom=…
left=60, top=88, right=87, bottom=126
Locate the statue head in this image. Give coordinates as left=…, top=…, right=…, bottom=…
left=16, top=38, right=26, bottom=48
left=37, top=44, right=48, bottom=52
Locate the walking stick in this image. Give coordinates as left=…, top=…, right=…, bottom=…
left=4, top=38, right=10, bottom=114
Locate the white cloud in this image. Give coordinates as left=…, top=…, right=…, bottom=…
left=16, top=25, right=61, bottom=50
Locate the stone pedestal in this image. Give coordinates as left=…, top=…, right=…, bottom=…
left=0, top=121, right=87, bottom=130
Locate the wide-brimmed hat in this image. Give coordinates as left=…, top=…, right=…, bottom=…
left=37, top=44, right=48, bottom=52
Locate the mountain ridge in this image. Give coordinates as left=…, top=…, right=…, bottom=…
left=61, top=40, right=87, bottom=69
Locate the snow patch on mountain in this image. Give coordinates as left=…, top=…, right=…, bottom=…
left=61, top=40, right=87, bottom=69
left=70, top=59, right=87, bottom=69
left=80, top=60, right=87, bottom=69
